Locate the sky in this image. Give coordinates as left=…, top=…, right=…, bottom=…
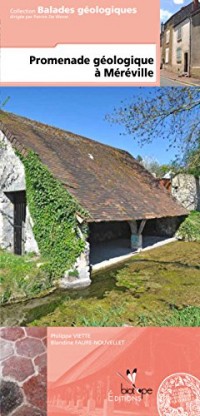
left=160, top=0, right=192, bottom=22
left=1, top=86, right=179, bottom=165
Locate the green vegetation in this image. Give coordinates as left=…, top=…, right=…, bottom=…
left=0, top=249, right=51, bottom=304
left=26, top=241, right=200, bottom=327
left=107, top=87, right=200, bottom=166
left=136, top=306, right=200, bottom=326
left=176, top=211, right=200, bottom=242
left=1, top=208, right=199, bottom=325
left=21, top=151, right=88, bottom=279
left=0, top=151, right=89, bottom=304
left=184, top=137, right=200, bottom=176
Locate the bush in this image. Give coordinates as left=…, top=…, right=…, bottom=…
left=176, top=211, right=200, bottom=242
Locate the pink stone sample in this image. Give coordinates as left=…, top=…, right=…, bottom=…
left=25, top=328, right=47, bottom=339
left=0, top=327, right=25, bottom=341
left=1, top=327, right=47, bottom=415
left=23, top=375, right=46, bottom=411
left=11, top=405, right=46, bottom=416
left=0, top=339, right=14, bottom=361
left=34, top=353, right=46, bottom=371
left=34, top=353, right=47, bottom=380
left=16, top=337, right=45, bottom=358
left=42, top=337, right=47, bottom=347
left=2, top=356, right=34, bottom=381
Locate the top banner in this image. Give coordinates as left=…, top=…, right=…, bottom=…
left=0, top=0, right=160, bottom=85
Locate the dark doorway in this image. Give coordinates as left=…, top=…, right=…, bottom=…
left=13, top=191, right=26, bottom=255
left=184, top=52, right=189, bottom=72
left=6, top=191, right=26, bottom=255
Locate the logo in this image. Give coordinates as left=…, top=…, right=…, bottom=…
left=157, top=373, right=200, bottom=416
left=117, top=368, right=153, bottom=400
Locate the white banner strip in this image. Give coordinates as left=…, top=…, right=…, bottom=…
left=1, top=44, right=156, bottom=83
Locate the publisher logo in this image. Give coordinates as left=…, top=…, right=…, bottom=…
left=157, top=373, right=200, bottom=416
left=117, top=368, right=153, bottom=400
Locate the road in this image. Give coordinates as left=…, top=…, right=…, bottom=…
left=160, top=76, right=189, bottom=86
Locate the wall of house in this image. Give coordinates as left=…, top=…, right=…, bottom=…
left=172, top=173, right=200, bottom=211
left=191, top=10, right=200, bottom=78
left=172, top=19, right=190, bottom=74
left=162, top=23, right=174, bottom=71
left=0, top=131, right=39, bottom=254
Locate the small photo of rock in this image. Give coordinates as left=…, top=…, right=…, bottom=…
left=0, top=327, right=47, bottom=416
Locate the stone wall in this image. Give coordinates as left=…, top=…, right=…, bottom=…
left=0, top=132, right=91, bottom=288
left=0, top=131, right=39, bottom=254
left=89, top=221, right=131, bottom=244
left=0, top=327, right=47, bottom=416
left=172, top=173, right=200, bottom=211
left=191, top=10, right=200, bottom=78
left=143, top=216, right=186, bottom=237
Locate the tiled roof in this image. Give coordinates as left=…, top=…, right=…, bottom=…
left=164, top=1, right=200, bottom=28
left=0, top=110, right=188, bottom=222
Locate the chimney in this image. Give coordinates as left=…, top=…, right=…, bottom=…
left=193, top=0, right=199, bottom=11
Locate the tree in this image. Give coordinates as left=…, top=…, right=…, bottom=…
left=0, top=96, right=10, bottom=109
left=137, top=155, right=176, bottom=178
left=106, top=87, right=200, bottom=162
left=184, top=136, right=200, bottom=176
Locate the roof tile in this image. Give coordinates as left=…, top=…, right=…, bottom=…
left=0, top=110, right=188, bottom=221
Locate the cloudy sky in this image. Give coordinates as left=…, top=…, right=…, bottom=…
left=160, top=0, right=192, bottom=22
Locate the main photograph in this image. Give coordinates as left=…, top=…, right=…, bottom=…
left=0, top=86, right=200, bottom=327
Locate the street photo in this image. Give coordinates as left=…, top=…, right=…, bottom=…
left=160, top=0, right=200, bottom=86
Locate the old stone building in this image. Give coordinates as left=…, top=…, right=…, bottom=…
left=161, top=0, right=200, bottom=77
left=172, top=14, right=190, bottom=75
left=0, top=111, right=187, bottom=288
left=172, top=174, right=200, bottom=211
left=159, top=173, right=200, bottom=211
left=191, top=5, right=200, bottom=78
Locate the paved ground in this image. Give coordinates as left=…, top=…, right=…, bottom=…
left=0, top=327, right=47, bottom=416
left=160, top=70, right=200, bottom=87
left=91, top=237, right=176, bottom=271
left=160, top=77, right=188, bottom=86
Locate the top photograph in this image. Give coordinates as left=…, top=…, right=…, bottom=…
left=0, top=0, right=198, bottom=86
left=160, top=0, right=200, bottom=86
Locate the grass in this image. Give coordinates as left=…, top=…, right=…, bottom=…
left=0, top=250, right=52, bottom=304
left=176, top=211, right=200, bottom=242
left=1, top=219, right=200, bottom=327
left=27, top=241, right=200, bottom=327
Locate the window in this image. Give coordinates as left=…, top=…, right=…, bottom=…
left=177, top=27, right=182, bottom=42
left=166, top=30, right=170, bottom=44
left=165, top=48, right=169, bottom=64
left=176, top=47, right=182, bottom=64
